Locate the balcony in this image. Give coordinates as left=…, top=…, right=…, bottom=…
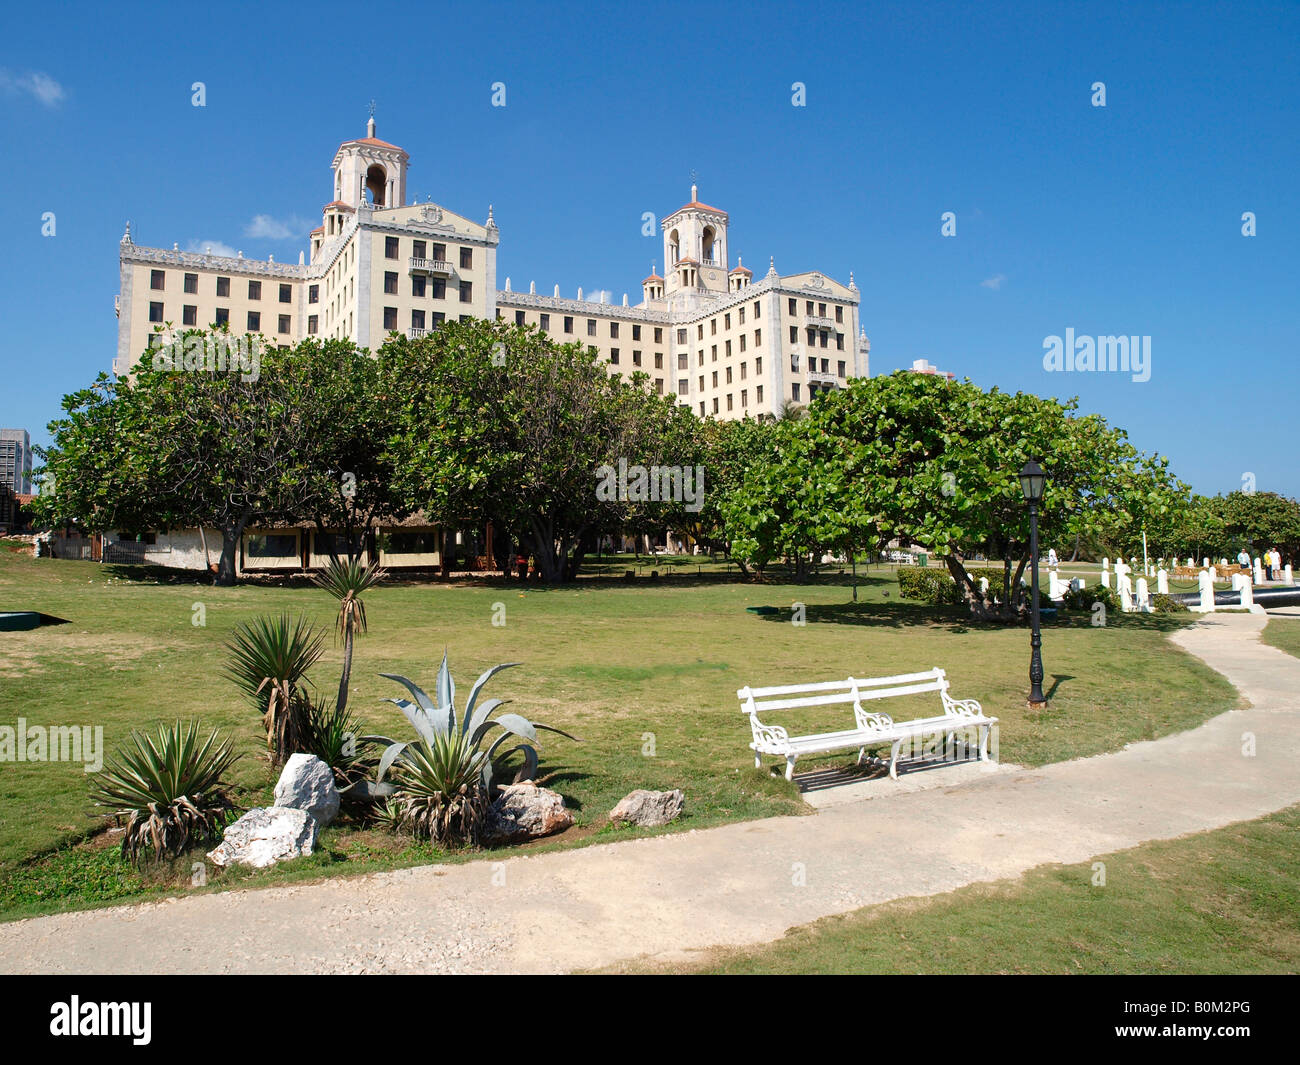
left=809, top=368, right=839, bottom=386
left=806, top=315, right=837, bottom=331
left=408, top=326, right=427, bottom=339
left=409, top=257, right=453, bottom=277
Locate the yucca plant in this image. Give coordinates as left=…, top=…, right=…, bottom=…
left=225, top=612, right=325, bottom=763
left=313, top=557, right=387, bottom=714
left=303, top=698, right=376, bottom=794
left=364, top=654, right=576, bottom=845
left=89, top=720, right=240, bottom=867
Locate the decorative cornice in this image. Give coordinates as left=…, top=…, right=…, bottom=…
left=495, top=290, right=671, bottom=323
left=121, top=244, right=305, bottom=279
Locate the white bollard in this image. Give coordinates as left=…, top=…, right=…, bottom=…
left=979, top=576, right=989, bottom=597
left=1119, top=574, right=1134, bottom=613
left=1253, top=557, right=1265, bottom=584
left=1240, top=578, right=1254, bottom=610
left=1197, top=569, right=1215, bottom=612
left=1287, top=564, right=1294, bottom=585
left=1101, top=569, right=1111, bottom=589
left=1157, top=568, right=1169, bottom=594
left=1049, top=571, right=1066, bottom=601
left=1203, top=557, right=1210, bottom=568
left=1136, top=577, right=1151, bottom=611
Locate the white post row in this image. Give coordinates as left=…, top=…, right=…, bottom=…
left=1136, top=577, right=1151, bottom=612
left=1157, top=568, right=1169, bottom=594
left=1118, top=572, right=1134, bottom=612
left=1197, top=568, right=1215, bottom=612
left=1101, top=557, right=1110, bottom=589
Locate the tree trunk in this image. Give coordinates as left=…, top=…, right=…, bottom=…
left=337, top=628, right=354, bottom=714
left=216, top=527, right=240, bottom=586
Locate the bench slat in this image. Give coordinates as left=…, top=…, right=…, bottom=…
left=738, top=668, right=943, bottom=700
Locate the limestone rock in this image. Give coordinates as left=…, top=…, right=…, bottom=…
left=609, top=788, right=685, bottom=827
left=207, top=807, right=319, bottom=868
left=273, top=753, right=340, bottom=825
left=486, top=783, right=573, bottom=843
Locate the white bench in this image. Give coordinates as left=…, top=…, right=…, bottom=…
left=738, top=668, right=997, bottom=781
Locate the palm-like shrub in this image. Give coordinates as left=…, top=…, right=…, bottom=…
left=303, top=698, right=376, bottom=794
left=313, top=557, right=386, bottom=714
left=89, top=720, right=240, bottom=866
left=225, top=612, right=325, bottom=763
left=366, top=654, right=575, bottom=845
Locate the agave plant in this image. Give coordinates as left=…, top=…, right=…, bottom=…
left=89, top=720, right=240, bottom=867
left=225, top=612, right=325, bottom=763
left=312, top=557, right=386, bottom=714
left=364, top=654, right=575, bottom=845
left=303, top=697, right=376, bottom=794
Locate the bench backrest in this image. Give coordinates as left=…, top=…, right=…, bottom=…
left=738, top=668, right=949, bottom=722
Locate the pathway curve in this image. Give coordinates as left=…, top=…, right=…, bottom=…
left=1, top=613, right=1296, bottom=973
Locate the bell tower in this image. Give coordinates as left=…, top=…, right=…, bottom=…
left=661, top=183, right=729, bottom=297
left=330, top=111, right=409, bottom=211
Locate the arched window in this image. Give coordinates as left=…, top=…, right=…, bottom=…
left=702, top=226, right=715, bottom=264
left=366, top=164, right=387, bottom=206
left=668, top=229, right=680, bottom=264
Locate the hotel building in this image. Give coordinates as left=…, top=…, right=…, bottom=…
left=116, top=117, right=870, bottom=421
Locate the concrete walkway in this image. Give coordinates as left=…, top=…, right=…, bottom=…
left=1, top=613, right=1296, bottom=974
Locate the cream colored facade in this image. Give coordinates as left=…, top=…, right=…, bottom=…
left=117, top=120, right=867, bottom=420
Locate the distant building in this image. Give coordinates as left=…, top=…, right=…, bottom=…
left=906, top=358, right=955, bottom=381
left=0, top=429, right=32, bottom=495
left=116, top=115, right=871, bottom=421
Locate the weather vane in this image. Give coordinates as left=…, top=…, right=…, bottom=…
left=368, top=98, right=376, bottom=118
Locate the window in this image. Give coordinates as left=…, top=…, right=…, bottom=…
left=515, top=310, right=526, bottom=326
left=739, top=307, right=746, bottom=325
left=755, top=329, right=762, bottom=347
left=217, top=276, right=230, bottom=297
left=678, top=379, right=689, bottom=396
left=183, top=305, right=197, bottom=326
left=806, top=301, right=814, bottom=315
left=384, top=307, right=397, bottom=330
left=280, top=284, right=292, bottom=304
left=148, top=301, right=163, bottom=323
left=412, top=275, right=426, bottom=297
left=725, top=313, right=731, bottom=329
left=432, top=279, right=446, bottom=299
left=308, top=284, right=319, bottom=304
left=697, top=324, right=704, bottom=340
left=677, top=328, right=687, bottom=345
left=246, top=533, right=298, bottom=559
left=740, top=335, right=747, bottom=353
left=757, top=385, right=763, bottom=402
left=278, top=314, right=290, bottom=334
left=215, top=308, right=229, bottom=326
left=382, top=530, right=441, bottom=555
left=740, top=362, right=747, bottom=380
left=432, top=243, right=446, bottom=262
left=711, top=319, right=717, bottom=335
left=183, top=273, right=198, bottom=294
left=564, top=316, right=574, bottom=333
left=412, top=309, right=425, bottom=330
left=698, top=350, right=704, bottom=366
left=654, top=353, right=663, bottom=369
left=789, top=326, right=798, bottom=343
left=788, top=298, right=797, bottom=315
left=412, top=240, right=426, bottom=259
left=385, top=237, right=399, bottom=259
left=725, top=366, right=732, bottom=384
left=459, top=281, right=472, bottom=303
left=587, top=319, right=597, bottom=336
left=791, top=384, right=801, bottom=401
left=610, top=349, right=620, bottom=364
left=678, top=353, right=688, bottom=369
left=698, top=375, right=705, bottom=391
left=610, top=322, right=620, bottom=338
left=384, top=271, right=398, bottom=295
left=540, top=313, right=550, bottom=331
left=308, top=315, right=318, bottom=334
left=247, top=311, right=260, bottom=331
left=459, top=247, right=473, bottom=269
left=725, top=339, right=732, bottom=357
left=633, top=350, right=642, bottom=366
left=755, top=357, right=763, bottom=374
left=432, top=311, right=445, bottom=326
left=754, top=301, right=761, bottom=318
left=654, top=327, right=663, bottom=342
left=711, top=345, right=717, bottom=362
left=248, top=281, right=261, bottom=300
left=835, top=305, right=843, bottom=323
left=726, top=394, right=733, bottom=411
left=838, top=360, right=846, bottom=378
left=699, top=402, right=705, bottom=416
left=655, top=379, right=664, bottom=394
left=820, top=332, right=829, bottom=348
left=741, top=389, right=748, bottom=409
left=712, top=397, right=719, bottom=414
left=711, top=371, right=718, bottom=387
left=836, top=333, right=844, bottom=351
left=150, top=269, right=165, bottom=290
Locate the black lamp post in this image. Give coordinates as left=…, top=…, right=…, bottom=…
left=1018, top=459, right=1047, bottom=708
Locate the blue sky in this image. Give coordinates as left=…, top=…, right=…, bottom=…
left=1, top=0, right=1296, bottom=496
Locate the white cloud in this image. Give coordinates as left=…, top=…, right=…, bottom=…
left=0, top=69, right=66, bottom=107
left=583, top=288, right=615, bottom=304
left=980, top=273, right=1007, bottom=290
left=243, top=214, right=311, bottom=240
left=185, top=239, right=238, bottom=258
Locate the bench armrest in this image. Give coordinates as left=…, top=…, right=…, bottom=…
left=854, top=710, right=895, bottom=732
left=750, top=719, right=790, bottom=750
left=943, top=694, right=984, bottom=719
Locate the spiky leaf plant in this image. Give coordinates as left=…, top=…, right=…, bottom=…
left=312, top=557, right=386, bottom=714
left=225, top=612, right=325, bottom=763
left=303, top=698, right=376, bottom=794
left=364, top=654, right=576, bottom=845
left=89, top=720, right=240, bottom=867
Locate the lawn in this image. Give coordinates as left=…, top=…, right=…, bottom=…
left=0, top=546, right=1241, bottom=918
left=1262, top=618, right=1300, bottom=659
left=616, top=805, right=1300, bottom=974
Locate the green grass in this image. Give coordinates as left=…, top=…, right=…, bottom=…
left=1262, top=618, right=1300, bottom=660
left=0, top=549, right=1240, bottom=918
left=615, top=805, right=1300, bottom=974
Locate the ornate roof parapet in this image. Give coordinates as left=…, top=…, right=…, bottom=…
left=766, top=256, right=778, bottom=279
left=486, top=204, right=497, bottom=230
left=120, top=242, right=305, bottom=279
left=120, top=221, right=132, bottom=246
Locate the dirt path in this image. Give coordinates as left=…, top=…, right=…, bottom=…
left=1, top=612, right=1295, bottom=974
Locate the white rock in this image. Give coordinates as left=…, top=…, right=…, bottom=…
left=207, top=807, right=319, bottom=868
left=274, top=753, right=340, bottom=825
left=609, top=788, right=685, bottom=827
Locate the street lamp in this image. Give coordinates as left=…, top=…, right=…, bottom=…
left=1018, top=459, right=1047, bottom=708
